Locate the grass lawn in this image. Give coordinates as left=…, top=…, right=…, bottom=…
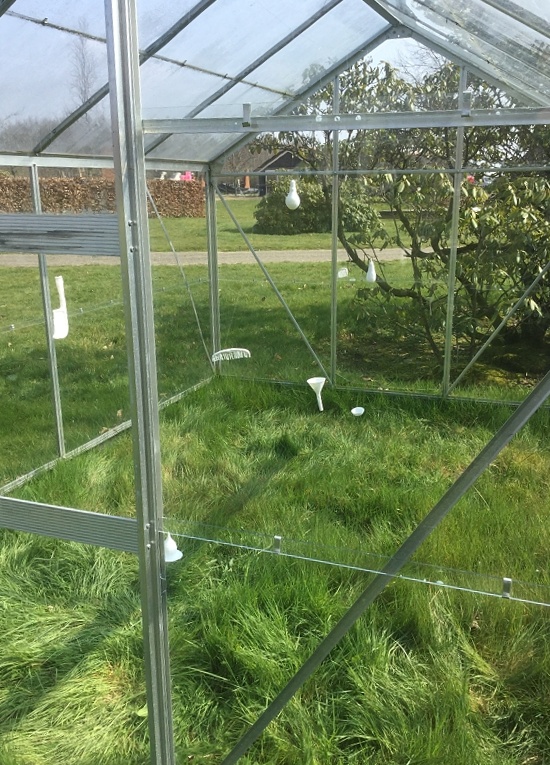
left=1, top=260, right=547, bottom=487
left=148, top=196, right=403, bottom=253
left=1, top=376, right=550, bottom=764
left=149, top=197, right=332, bottom=252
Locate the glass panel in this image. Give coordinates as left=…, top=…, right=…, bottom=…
left=0, top=8, right=109, bottom=153
left=158, top=0, right=341, bottom=79
left=46, top=102, right=113, bottom=157
left=0, top=266, right=58, bottom=484
left=146, top=132, right=241, bottom=163
left=137, top=0, right=205, bottom=49
left=448, top=167, right=550, bottom=401
left=380, top=0, right=550, bottom=104
left=241, top=1, right=389, bottom=100
left=335, top=170, right=448, bottom=394
left=10, top=0, right=107, bottom=37
left=140, top=58, right=226, bottom=120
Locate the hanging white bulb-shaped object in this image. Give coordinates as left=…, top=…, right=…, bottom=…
left=164, top=533, right=183, bottom=562
left=285, top=180, right=301, bottom=210
left=366, top=259, right=377, bottom=283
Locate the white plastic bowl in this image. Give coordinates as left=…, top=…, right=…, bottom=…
left=351, top=406, right=365, bottom=417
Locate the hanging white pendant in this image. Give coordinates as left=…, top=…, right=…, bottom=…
left=366, top=259, right=377, bottom=283
left=285, top=180, right=300, bottom=210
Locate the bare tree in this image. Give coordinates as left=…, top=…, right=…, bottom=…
left=70, top=20, right=97, bottom=109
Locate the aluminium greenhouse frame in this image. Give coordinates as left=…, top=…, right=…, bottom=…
left=1, top=1, right=550, bottom=764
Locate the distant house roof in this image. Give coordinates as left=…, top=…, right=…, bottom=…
left=254, top=151, right=301, bottom=174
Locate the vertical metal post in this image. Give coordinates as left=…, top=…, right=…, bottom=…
left=330, top=76, right=340, bottom=386
left=104, top=2, right=175, bottom=765
left=30, top=164, right=65, bottom=457
left=442, top=67, right=468, bottom=395
left=206, top=166, right=221, bottom=361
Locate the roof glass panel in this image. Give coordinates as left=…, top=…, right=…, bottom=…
left=158, top=0, right=344, bottom=79
left=136, top=0, right=205, bottom=48
left=44, top=103, right=112, bottom=157
left=2, top=0, right=550, bottom=162
left=378, top=0, right=550, bottom=105
left=140, top=59, right=228, bottom=119
left=226, top=1, right=389, bottom=105
left=145, top=132, right=239, bottom=164
left=8, top=0, right=106, bottom=37
left=0, top=3, right=110, bottom=153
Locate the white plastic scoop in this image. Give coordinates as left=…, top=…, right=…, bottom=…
left=52, top=275, right=69, bottom=340
left=307, top=376, right=326, bottom=412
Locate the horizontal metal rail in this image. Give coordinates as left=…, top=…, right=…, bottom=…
left=144, top=106, right=550, bottom=135
left=0, top=495, right=138, bottom=553
left=0, top=213, right=120, bottom=256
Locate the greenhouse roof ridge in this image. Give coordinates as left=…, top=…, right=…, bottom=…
left=0, top=0, right=549, bottom=165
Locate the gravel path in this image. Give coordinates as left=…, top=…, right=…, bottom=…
left=0, top=248, right=405, bottom=267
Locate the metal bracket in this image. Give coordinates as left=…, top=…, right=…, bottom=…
left=502, top=577, right=512, bottom=598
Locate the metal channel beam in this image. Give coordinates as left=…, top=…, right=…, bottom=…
left=330, top=77, right=340, bottom=386
left=30, top=165, right=66, bottom=457
left=0, top=153, right=206, bottom=172
left=205, top=168, right=221, bottom=360
left=144, top=105, right=550, bottom=136
left=220, top=367, right=550, bottom=764
left=0, top=495, right=138, bottom=553
left=442, top=69, right=468, bottom=395
left=0, top=214, right=120, bottom=256
left=104, top=0, right=175, bottom=763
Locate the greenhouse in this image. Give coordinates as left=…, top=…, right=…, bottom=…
left=1, top=1, right=550, bottom=764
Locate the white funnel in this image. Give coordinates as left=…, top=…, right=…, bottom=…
left=307, top=376, right=326, bottom=412
left=52, top=275, right=69, bottom=340
left=163, top=533, right=183, bottom=562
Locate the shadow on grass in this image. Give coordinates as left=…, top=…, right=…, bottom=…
left=0, top=583, right=141, bottom=735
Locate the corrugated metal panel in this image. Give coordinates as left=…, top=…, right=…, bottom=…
left=0, top=213, right=120, bottom=256
left=0, top=495, right=138, bottom=553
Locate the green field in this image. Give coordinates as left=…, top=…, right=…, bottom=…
left=148, top=197, right=403, bottom=253
left=148, top=197, right=333, bottom=252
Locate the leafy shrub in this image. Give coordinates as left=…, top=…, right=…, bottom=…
left=253, top=176, right=329, bottom=234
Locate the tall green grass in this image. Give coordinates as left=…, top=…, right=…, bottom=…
left=3, top=377, right=549, bottom=764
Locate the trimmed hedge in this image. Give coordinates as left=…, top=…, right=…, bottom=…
left=0, top=177, right=205, bottom=218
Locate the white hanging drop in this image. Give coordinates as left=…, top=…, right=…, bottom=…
left=366, top=259, right=377, bottom=283
left=285, top=180, right=300, bottom=210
